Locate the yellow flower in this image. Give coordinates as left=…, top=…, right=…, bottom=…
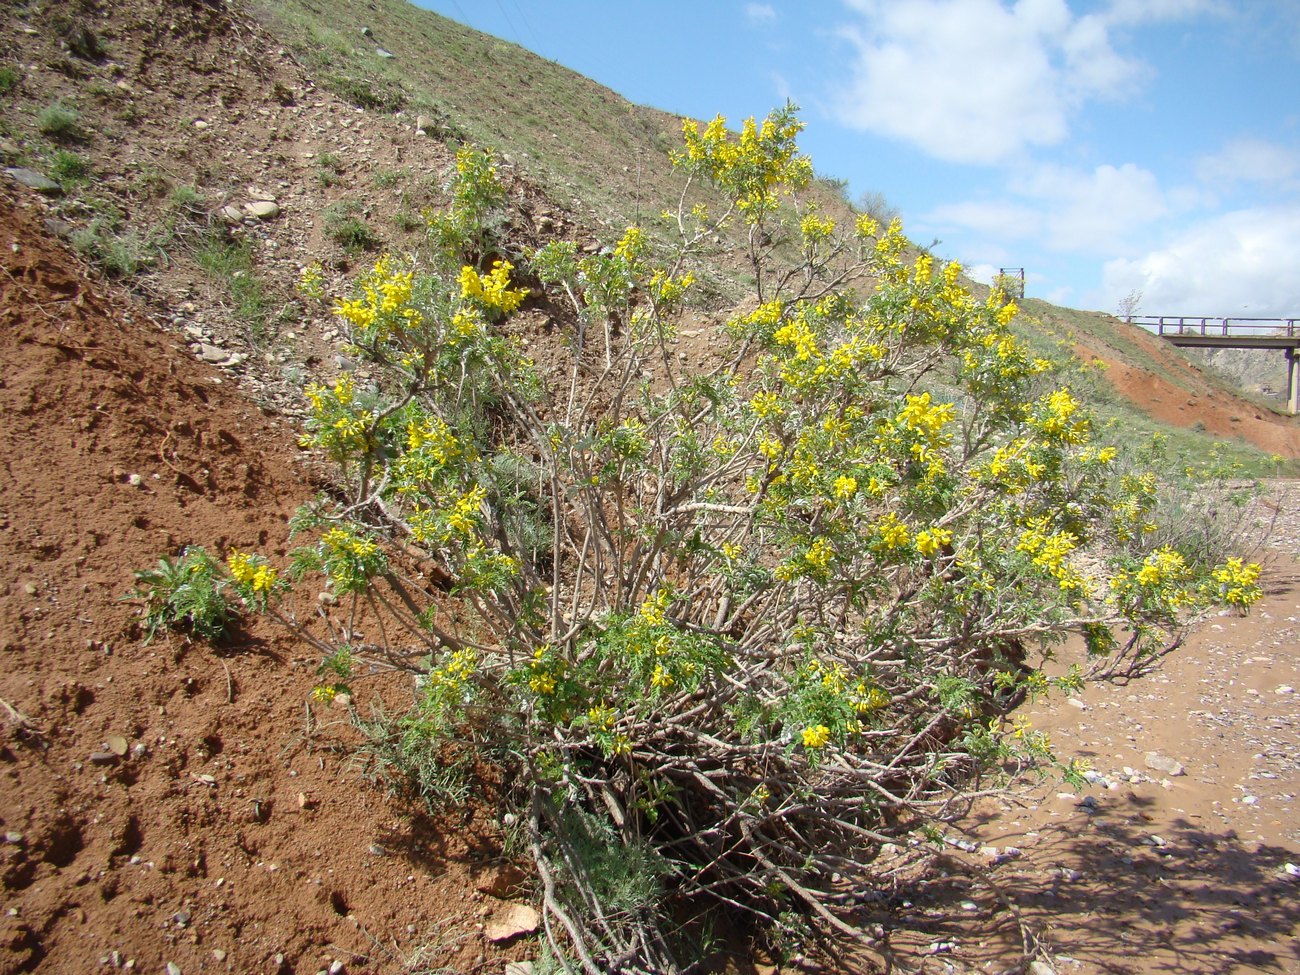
left=915, top=530, right=939, bottom=557
left=832, top=475, right=858, bottom=500
left=874, top=513, right=911, bottom=550
left=640, top=588, right=670, bottom=627
left=801, top=725, right=831, bottom=749
left=650, top=664, right=674, bottom=690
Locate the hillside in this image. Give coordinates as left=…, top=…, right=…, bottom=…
left=1, top=0, right=1295, bottom=460
left=1, top=1, right=1298, bottom=973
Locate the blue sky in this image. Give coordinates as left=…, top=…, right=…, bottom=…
left=414, top=0, right=1300, bottom=318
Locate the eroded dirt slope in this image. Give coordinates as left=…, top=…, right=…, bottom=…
left=0, top=190, right=531, bottom=975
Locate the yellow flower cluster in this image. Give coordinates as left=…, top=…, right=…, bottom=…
left=405, top=414, right=463, bottom=464
left=426, top=648, right=478, bottom=695
left=750, top=391, right=784, bottom=419
left=613, top=225, right=646, bottom=262
left=648, top=268, right=695, bottom=307
left=676, top=107, right=812, bottom=219
left=297, top=261, right=325, bottom=300
left=832, top=475, right=857, bottom=500
left=640, top=588, right=670, bottom=627
left=323, top=527, right=379, bottom=561
left=915, top=527, right=953, bottom=558
left=1212, top=557, right=1262, bottom=609
left=852, top=682, right=890, bottom=713
left=459, top=260, right=527, bottom=315
left=1135, top=546, right=1187, bottom=586
left=334, top=255, right=421, bottom=338
left=801, top=724, right=831, bottom=749
left=874, top=513, right=911, bottom=550
left=1033, top=389, right=1089, bottom=445
left=804, top=537, right=835, bottom=574
left=527, top=646, right=560, bottom=696
left=445, top=486, right=485, bottom=537
left=227, top=550, right=278, bottom=593
left=897, top=392, right=956, bottom=441
left=773, top=316, right=819, bottom=362
left=800, top=211, right=835, bottom=245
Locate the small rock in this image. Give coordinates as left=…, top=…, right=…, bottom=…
left=3, top=832, right=24, bottom=844
left=960, top=899, right=978, bottom=912
left=476, top=864, right=530, bottom=900
left=166, top=963, right=182, bottom=975
left=328, top=961, right=346, bottom=975
left=211, top=949, right=227, bottom=962
left=504, top=964, right=534, bottom=975
left=1275, top=685, right=1294, bottom=695
left=1283, top=862, right=1299, bottom=880
left=1028, top=962, right=1055, bottom=975
left=220, top=205, right=243, bottom=225
left=6, top=167, right=63, bottom=194
left=375, top=47, right=395, bottom=59
left=330, top=692, right=352, bottom=710
left=1144, top=752, right=1185, bottom=776
left=192, top=119, right=208, bottom=130
left=173, top=909, right=191, bottom=927
left=88, top=751, right=118, bottom=765
left=1067, top=697, right=1088, bottom=710
left=196, top=344, right=228, bottom=365
left=485, top=903, right=540, bottom=943
left=105, top=735, right=129, bottom=756
left=415, top=115, right=432, bottom=134
left=243, top=200, right=280, bottom=220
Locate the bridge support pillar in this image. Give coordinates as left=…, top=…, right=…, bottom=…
left=1289, top=348, right=1300, bottom=415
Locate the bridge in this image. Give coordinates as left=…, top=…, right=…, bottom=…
left=1129, top=316, right=1300, bottom=414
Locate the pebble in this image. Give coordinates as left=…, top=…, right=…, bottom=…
left=166, top=963, right=182, bottom=975
left=211, top=949, right=227, bottom=962
left=3, top=831, right=24, bottom=844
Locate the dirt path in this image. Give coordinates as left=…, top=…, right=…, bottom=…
left=880, top=485, right=1300, bottom=974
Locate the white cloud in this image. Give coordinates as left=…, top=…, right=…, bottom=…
left=829, top=0, right=1150, bottom=163
left=744, top=3, right=776, bottom=24
left=923, top=200, right=1042, bottom=238
left=927, top=161, right=1166, bottom=259
left=1195, top=138, right=1300, bottom=189
left=1101, top=0, right=1227, bottom=27
left=1101, top=206, right=1300, bottom=317
left=1015, top=161, right=1166, bottom=252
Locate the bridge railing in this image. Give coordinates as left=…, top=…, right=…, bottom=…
left=1129, top=315, right=1299, bottom=338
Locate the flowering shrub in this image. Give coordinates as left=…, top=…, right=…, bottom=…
left=222, top=109, right=1261, bottom=971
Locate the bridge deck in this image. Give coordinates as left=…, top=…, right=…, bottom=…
left=1127, top=316, right=1300, bottom=413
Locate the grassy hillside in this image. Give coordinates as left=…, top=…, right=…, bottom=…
left=1, top=0, right=1293, bottom=467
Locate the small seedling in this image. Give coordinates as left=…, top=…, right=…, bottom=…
left=49, top=149, right=89, bottom=186
left=324, top=201, right=379, bottom=253
left=129, top=546, right=237, bottom=642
